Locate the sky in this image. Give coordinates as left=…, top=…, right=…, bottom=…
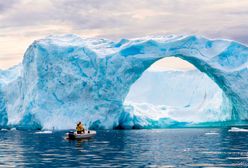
left=0, top=0, right=248, bottom=70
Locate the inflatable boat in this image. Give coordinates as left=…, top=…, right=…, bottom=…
left=66, top=130, right=96, bottom=140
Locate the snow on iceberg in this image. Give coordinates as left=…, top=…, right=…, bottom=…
left=0, top=34, right=247, bottom=130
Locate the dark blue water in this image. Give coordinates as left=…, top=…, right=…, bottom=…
left=1, top=128, right=248, bottom=167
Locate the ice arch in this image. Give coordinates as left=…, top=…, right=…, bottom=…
left=124, top=57, right=231, bottom=127
left=119, top=36, right=247, bottom=121
left=0, top=34, right=247, bottom=129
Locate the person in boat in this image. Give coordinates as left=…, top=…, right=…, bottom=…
left=76, top=121, right=85, bottom=134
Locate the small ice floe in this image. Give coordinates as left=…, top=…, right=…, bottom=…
left=183, top=148, right=191, bottom=152
left=34, top=130, right=53, bottom=134
left=0, top=128, right=8, bottom=131
left=205, top=132, right=219, bottom=135
left=228, top=127, right=248, bottom=132
left=10, top=128, right=16, bottom=131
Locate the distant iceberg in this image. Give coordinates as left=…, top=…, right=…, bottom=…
left=122, top=70, right=232, bottom=129
left=0, top=34, right=247, bottom=130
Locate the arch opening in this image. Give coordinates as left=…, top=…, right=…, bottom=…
left=120, top=57, right=233, bottom=129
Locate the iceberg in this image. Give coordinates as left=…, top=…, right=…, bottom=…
left=0, top=34, right=247, bottom=130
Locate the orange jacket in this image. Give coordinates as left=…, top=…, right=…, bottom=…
left=76, top=123, right=84, bottom=132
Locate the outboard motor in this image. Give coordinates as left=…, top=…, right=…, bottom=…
left=68, top=131, right=76, bottom=140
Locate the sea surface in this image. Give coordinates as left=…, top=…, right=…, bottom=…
left=1, top=128, right=248, bottom=167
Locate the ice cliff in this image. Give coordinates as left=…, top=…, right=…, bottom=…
left=0, top=34, right=247, bottom=130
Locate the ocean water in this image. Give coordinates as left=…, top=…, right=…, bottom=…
left=0, top=128, right=248, bottom=167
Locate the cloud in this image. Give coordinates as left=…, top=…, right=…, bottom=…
left=1, top=0, right=248, bottom=39
left=0, top=0, right=248, bottom=69
left=0, top=0, right=17, bottom=13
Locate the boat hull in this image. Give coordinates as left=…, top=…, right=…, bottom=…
left=66, top=130, right=96, bottom=140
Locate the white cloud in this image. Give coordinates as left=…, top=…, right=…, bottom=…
left=0, top=0, right=248, bottom=69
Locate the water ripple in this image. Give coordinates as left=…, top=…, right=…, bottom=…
left=0, top=128, right=248, bottom=167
